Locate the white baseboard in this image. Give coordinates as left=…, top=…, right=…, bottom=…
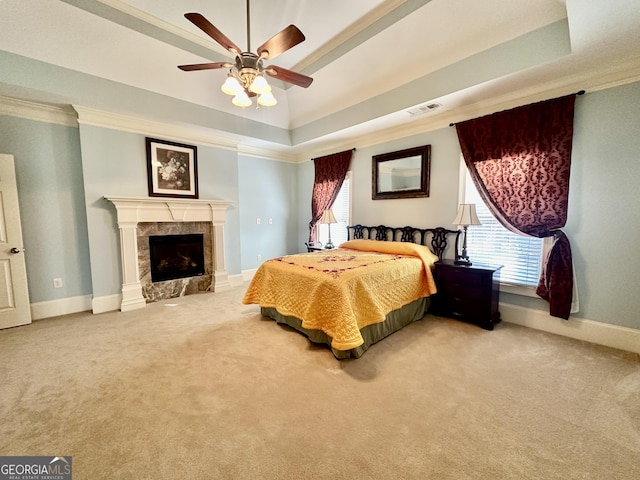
left=228, top=273, right=245, bottom=288
left=241, top=268, right=258, bottom=283
left=500, top=303, right=640, bottom=355
left=31, top=295, right=92, bottom=320
left=91, top=294, right=122, bottom=314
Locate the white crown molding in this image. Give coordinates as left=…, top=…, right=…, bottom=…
left=237, top=145, right=299, bottom=163
left=73, top=105, right=240, bottom=150
left=295, top=66, right=640, bottom=161
left=73, top=105, right=300, bottom=163
left=96, top=0, right=231, bottom=58
left=0, top=96, right=78, bottom=127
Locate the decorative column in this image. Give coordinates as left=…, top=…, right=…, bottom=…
left=211, top=203, right=231, bottom=291
left=118, top=220, right=146, bottom=312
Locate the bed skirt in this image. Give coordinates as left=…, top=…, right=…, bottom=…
left=261, top=297, right=430, bottom=359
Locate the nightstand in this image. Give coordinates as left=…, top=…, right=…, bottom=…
left=432, top=260, right=503, bottom=330
left=304, top=242, right=324, bottom=252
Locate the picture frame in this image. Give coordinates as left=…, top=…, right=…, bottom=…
left=146, top=137, right=198, bottom=198
left=372, top=144, right=430, bottom=200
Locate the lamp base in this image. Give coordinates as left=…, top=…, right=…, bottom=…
left=324, top=241, right=334, bottom=249
left=454, top=256, right=472, bottom=266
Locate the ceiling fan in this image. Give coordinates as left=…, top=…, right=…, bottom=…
left=178, top=0, right=313, bottom=107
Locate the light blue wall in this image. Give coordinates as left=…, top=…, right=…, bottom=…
left=78, top=125, right=241, bottom=298
left=238, top=154, right=299, bottom=269
left=0, top=115, right=91, bottom=303
left=198, top=145, right=241, bottom=275
left=565, top=81, right=640, bottom=329
left=297, top=81, right=640, bottom=330
left=296, top=129, right=461, bottom=258
left=2, top=80, right=639, bottom=332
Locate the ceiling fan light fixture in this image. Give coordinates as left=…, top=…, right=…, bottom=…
left=257, top=91, right=277, bottom=106
left=249, top=74, right=271, bottom=94
left=179, top=5, right=312, bottom=109
left=221, top=75, right=243, bottom=96
left=232, top=91, right=252, bottom=107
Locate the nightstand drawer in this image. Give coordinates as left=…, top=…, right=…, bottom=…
left=439, top=269, right=483, bottom=300
left=441, top=296, right=477, bottom=318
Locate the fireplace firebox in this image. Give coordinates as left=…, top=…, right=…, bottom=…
left=149, top=234, right=205, bottom=283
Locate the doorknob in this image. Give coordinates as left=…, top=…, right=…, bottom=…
left=10, top=247, right=22, bottom=254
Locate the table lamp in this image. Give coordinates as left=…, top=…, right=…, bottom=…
left=320, top=209, right=338, bottom=249
left=452, top=203, right=481, bottom=265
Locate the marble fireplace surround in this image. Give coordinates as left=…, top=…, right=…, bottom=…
left=105, top=196, right=233, bottom=312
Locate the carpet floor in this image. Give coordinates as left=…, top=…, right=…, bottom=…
left=1, top=285, right=639, bottom=479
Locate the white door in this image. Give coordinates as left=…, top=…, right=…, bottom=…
left=0, top=154, right=31, bottom=329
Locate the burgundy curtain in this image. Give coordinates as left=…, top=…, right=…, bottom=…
left=455, top=95, right=576, bottom=319
left=308, top=149, right=354, bottom=243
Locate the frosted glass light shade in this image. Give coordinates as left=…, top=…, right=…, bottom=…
left=249, top=75, right=271, bottom=94
left=232, top=91, right=252, bottom=107
left=257, top=91, right=277, bottom=106
left=221, top=76, right=243, bottom=95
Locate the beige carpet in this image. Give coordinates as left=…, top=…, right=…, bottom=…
left=1, top=285, right=638, bottom=479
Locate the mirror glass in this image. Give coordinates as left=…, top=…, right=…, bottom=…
left=376, top=155, right=422, bottom=193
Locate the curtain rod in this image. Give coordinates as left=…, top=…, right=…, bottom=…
left=448, top=90, right=585, bottom=127
left=311, top=147, right=356, bottom=161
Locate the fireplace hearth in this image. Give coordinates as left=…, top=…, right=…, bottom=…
left=149, top=233, right=205, bottom=283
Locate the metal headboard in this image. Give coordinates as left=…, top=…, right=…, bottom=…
left=347, top=224, right=460, bottom=262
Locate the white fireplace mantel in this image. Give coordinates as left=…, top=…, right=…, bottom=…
left=105, top=196, right=233, bottom=312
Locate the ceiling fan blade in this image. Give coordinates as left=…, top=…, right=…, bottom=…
left=178, top=62, right=233, bottom=71
left=265, top=65, right=313, bottom=88
left=185, top=13, right=242, bottom=55
left=257, top=25, right=305, bottom=60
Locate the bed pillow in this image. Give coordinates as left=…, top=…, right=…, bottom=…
left=339, top=239, right=439, bottom=267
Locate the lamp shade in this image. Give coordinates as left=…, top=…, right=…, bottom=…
left=320, top=209, right=337, bottom=224
left=452, top=204, right=481, bottom=226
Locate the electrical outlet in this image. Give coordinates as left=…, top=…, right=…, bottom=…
left=257, top=254, right=262, bottom=261
left=53, top=277, right=63, bottom=288
left=256, top=217, right=261, bottom=225
left=268, top=218, right=273, bottom=224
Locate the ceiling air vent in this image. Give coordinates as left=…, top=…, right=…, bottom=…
left=407, top=102, right=442, bottom=117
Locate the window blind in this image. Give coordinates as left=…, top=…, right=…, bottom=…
left=319, top=173, right=351, bottom=247
left=464, top=171, right=543, bottom=286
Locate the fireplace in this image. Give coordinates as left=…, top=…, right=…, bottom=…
left=149, top=233, right=205, bottom=283
left=104, top=196, right=233, bottom=312
left=137, top=221, right=213, bottom=303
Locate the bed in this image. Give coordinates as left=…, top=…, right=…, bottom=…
left=242, top=225, right=460, bottom=358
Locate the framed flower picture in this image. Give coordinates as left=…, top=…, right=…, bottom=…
left=146, top=137, right=198, bottom=198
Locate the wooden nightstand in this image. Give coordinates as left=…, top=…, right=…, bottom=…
left=432, top=260, right=503, bottom=330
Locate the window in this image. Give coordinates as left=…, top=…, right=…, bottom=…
left=462, top=165, right=545, bottom=289
left=318, top=172, right=351, bottom=247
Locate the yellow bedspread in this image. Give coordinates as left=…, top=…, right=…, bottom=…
left=242, top=240, right=439, bottom=351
